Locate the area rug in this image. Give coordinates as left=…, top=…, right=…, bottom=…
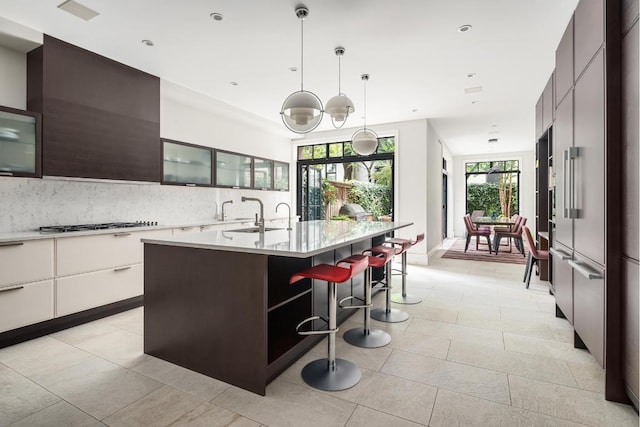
left=441, top=237, right=529, bottom=265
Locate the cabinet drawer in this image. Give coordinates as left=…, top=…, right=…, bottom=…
left=0, top=280, right=54, bottom=333
left=57, top=230, right=167, bottom=276
left=571, top=255, right=604, bottom=367
left=0, top=239, right=54, bottom=287
left=56, top=264, right=143, bottom=317
left=551, top=243, right=574, bottom=323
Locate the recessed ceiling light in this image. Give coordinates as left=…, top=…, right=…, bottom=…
left=230, top=81, right=238, bottom=86
left=488, top=138, right=498, bottom=143
left=289, top=66, right=297, bottom=72
left=210, top=12, right=223, bottom=21
left=458, top=24, right=472, bottom=33
left=491, top=124, right=497, bottom=127
left=412, top=109, right=418, bottom=112
left=466, top=73, right=477, bottom=78
left=141, top=40, right=154, bottom=47
left=472, top=100, right=479, bottom=104
left=57, top=0, right=100, bottom=21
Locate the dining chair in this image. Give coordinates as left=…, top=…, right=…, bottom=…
left=464, top=215, right=492, bottom=253
left=470, top=210, right=485, bottom=222
left=522, top=226, right=549, bottom=288
left=493, top=217, right=526, bottom=255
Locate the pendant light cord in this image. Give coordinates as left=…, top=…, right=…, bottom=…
left=338, top=55, right=341, bottom=94
left=363, top=78, right=367, bottom=130
left=300, top=17, right=304, bottom=91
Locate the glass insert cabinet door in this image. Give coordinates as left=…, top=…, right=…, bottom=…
left=274, top=161, right=289, bottom=191
left=0, top=106, right=41, bottom=177
left=162, top=140, right=212, bottom=186
left=215, top=150, right=252, bottom=188
left=254, top=158, right=273, bottom=190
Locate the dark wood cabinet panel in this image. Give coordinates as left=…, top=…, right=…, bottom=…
left=622, top=22, right=639, bottom=261
left=623, top=257, right=639, bottom=405
left=535, top=95, right=543, bottom=139
left=573, top=49, right=605, bottom=266
left=574, top=0, right=605, bottom=80
left=27, top=35, right=160, bottom=182
left=552, top=241, right=574, bottom=323
left=542, top=74, right=554, bottom=130
left=556, top=17, right=574, bottom=107
left=553, top=92, right=574, bottom=249
left=572, top=254, right=605, bottom=367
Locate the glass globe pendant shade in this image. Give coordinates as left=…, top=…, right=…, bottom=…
left=280, top=90, right=324, bottom=133
left=351, top=128, right=378, bottom=155
left=325, top=93, right=354, bottom=123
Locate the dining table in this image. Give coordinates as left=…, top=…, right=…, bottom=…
left=472, top=216, right=517, bottom=252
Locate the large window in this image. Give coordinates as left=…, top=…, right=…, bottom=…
left=297, top=137, right=395, bottom=221
left=465, top=160, right=520, bottom=217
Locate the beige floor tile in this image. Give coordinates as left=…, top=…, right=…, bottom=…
left=398, top=303, right=458, bottom=324
left=170, top=402, right=260, bottom=426
left=0, top=366, right=60, bottom=426
left=329, top=336, right=395, bottom=371
left=33, top=355, right=163, bottom=420
left=388, top=330, right=450, bottom=359
left=406, top=318, right=504, bottom=349
left=327, top=368, right=436, bottom=424
left=456, top=317, right=557, bottom=341
left=503, top=333, right=599, bottom=366
left=380, top=350, right=510, bottom=404
left=345, top=405, right=423, bottom=427
left=212, top=380, right=356, bottom=427
left=103, top=385, right=203, bottom=426
left=54, top=325, right=150, bottom=369
left=101, top=306, right=144, bottom=336
left=509, top=375, right=638, bottom=426
left=447, top=341, right=577, bottom=387
left=0, top=337, right=94, bottom=379
left=567, top=362, right=605, bottom=394
left=456, top=307, right=502, bottom=322
left=133, top=357, right=230, bottom=401
left=430, top=388, right=587, bottom=427
left=11, top=401, right=101, bottom=427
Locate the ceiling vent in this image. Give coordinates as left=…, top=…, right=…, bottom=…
left=57, top=0, right=100, bottom=21
left=488, top=138, right=498, bottom=143
left=464, top=86, right=483, bottom=94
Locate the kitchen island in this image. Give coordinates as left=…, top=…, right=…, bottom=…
left=142, top=220, right=411, bottom=395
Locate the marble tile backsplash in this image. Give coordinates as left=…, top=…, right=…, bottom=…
left=1, top=177, right=293, bottom=232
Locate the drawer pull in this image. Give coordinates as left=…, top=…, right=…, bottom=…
left=549, top=247, right=572, bottom=260
left=113, top=232, right=131, bottom=237
left=568, top=260, right=603, bottom=280
left=0, top=285, right=24, bottom=293
left=0, top=241, right=24, bottom=247
left=113, top=266, right=132, bottom=272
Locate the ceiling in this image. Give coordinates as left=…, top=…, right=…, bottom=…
left=0, top=0, right=578, bottom=156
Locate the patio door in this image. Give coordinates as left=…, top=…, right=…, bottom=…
left=299, top=165, right=323, bottom=221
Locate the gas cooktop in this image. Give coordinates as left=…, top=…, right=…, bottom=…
left=39, top=221, right=158, bottom=233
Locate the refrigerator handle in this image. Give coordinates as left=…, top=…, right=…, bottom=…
left=568, top=260, right=603, bottom=280
left=568, top=147, right=579, bottom=219
left=563, top=149, right=569, bottom=219
left=550, top=247, right=572, bottom=260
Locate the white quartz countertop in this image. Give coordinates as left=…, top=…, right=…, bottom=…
left=141, top=220, right=412, bottom=258
left=0, top=216, right=295, bottom=243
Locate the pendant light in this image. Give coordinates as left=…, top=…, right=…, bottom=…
left=351, top=74, right=378, bottom=155
left=325, top=47, right=355, bottom=128
left=280, top=6, right=323, bottom=134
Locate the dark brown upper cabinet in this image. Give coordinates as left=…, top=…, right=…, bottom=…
left=574, top=0, right=604, bottom=81
left=27, top=35, right=160, bottom=182
left=535, top=95, right=543, bottom=139
left=542, top=74, right=554, bottom=130
left=555, top=16, right=574, bottom=107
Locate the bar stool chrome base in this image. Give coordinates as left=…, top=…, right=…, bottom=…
left=343, top=327, right=391, bottom=348
left=301, top=358, right=361, bottom=391
left=370, top=307, right=410, bottom=323
left=390, top=293, right=423, bottom=305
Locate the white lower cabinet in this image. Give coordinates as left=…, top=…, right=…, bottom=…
left=0, top=280, right=54, bottom=333
left=0, top=239, right=54, bottom=287
left=56, top=264, right=143, bottom=317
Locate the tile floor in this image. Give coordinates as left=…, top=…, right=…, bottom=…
left=1, top=242, right=638, bottom=426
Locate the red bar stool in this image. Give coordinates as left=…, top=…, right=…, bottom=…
left=369, top=244, right=410, bottom=323
left=339, top=246, right=394, bottom=348
left=290, top=256, right=368, bottom=391
left=384, top=233, right=425, bottom=305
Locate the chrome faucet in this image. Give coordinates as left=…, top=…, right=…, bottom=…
left=276, top=202, right=293, bottom=230
left=241, top=196, right=265, bottom=233
left=221, top=200, right=233, bottom=221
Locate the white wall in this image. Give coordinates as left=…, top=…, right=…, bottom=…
left=452, top=150, right=536, bottom=237
left=442, top=143, right=454, bottom=238
left=0, top=45, right=26, bottom=109
left=0, top=51, right=294, bottom=232
left=426, top=121, right=444, bottom=254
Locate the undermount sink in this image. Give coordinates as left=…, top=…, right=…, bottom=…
left=228, top=227, right=284, bottom=233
